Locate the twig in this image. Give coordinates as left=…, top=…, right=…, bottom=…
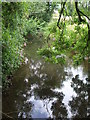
left=6, top=111, right=18, bottom=115
left=1, top=111, right=14, bottom=119
left=79, top=10, right=90, bottom=21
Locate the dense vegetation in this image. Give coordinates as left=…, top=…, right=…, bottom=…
left=2, top=1, right=90, bottom=88
left=2, top=2, right=56, bottom=88
left=38, top=1, right=90, bottom=65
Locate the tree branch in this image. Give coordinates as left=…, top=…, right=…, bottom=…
left=75, top=2, right=84, bottom=22
left=57, top=1, right=66, bottom=29
left=75, top=1, right=90, bottom=22
left=79, top=10, right=90, bottom=21
left=75, top=1, right=90, bottom=49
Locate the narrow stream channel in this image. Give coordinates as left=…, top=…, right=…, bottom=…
left=2, top=37, right=89, bottom=119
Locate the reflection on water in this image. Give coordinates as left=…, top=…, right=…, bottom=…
left=2, top=39, right=89, bottom=119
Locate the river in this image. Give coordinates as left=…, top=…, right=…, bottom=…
left=2, top=37, right=89, bottom=119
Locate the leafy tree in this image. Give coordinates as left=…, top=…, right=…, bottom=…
left=39, top=1, right=90, bottom=65
left=57, top=1, right=90, bottom=53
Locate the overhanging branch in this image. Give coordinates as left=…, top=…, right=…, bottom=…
left=57, top=1, right=66, bottom=29
left=75, top=2, right=84, bottom=22
left=75, top=1, right=90, bottom=49
left=79, top=10, right=90, bottom=21
left=75, top=2, right=90, bottom=22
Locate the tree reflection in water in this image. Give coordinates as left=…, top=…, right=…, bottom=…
left=2, top=56, right=89, bottom=119
left=69, top=75, right=89, bottom=118
left=33, top=84, right=68, bottom=118
left=51, top=92, right=68, bottom=118
left=28, top=60, right=68, bottom=118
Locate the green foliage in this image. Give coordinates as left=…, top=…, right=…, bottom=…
left=28, top=2, right=57, bottom=23
left=79, top=1, right=90, bottom=17
left=63, top=23, right=88, bottom=65
left=25, top=17, right=45, bottom=36
left=38, top=16, right=88, bottom=65
left=38, top=45, right=66, bottom=64
left=2, top=1, right=89, bottom=88
left=73, top=53, right=84, bottom=65
left=2, top=26, right=24, bottom=86
left=42, top=20, right=57, bottom=38
left=2, top=2, right=55, bottom=88
left=2, top=3, right=29, bottom=87
left=2, top=2, right=29, bottom=29
left=38, top=20, right=67, bottom=64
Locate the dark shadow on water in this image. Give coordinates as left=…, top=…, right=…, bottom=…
left=69, top=75, right=89, bottom=118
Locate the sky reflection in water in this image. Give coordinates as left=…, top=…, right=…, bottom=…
left=2, top=41, right=89, bottom=119
left=16, top=59, right=88, bottom=118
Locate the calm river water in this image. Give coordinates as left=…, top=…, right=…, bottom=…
left=2, top=37, right=90, bottom=119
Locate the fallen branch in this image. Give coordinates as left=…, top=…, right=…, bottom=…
left=1, top=111, right=14, bottom=119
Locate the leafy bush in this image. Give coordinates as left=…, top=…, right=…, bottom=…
left=2, top=26, right=25, bottom=86
left=38, top=46, right=66, bottom=64
left=2, top=3, right=29, bottom=87
left=2, top=2, right=55, bottom=88
left=25, top=17, right=45, bottom=37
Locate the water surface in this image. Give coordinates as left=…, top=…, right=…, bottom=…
left=2, top=37, right=89, bottom=119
